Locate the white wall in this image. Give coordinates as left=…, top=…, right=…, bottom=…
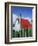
left=0, top=0, right=38, bottom=46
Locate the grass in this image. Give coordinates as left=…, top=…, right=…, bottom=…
left=11, top=29, right=32, bottom=38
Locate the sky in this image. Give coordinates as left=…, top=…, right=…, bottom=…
left=11, top=6, right=32, bottom=19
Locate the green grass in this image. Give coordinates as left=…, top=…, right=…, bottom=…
left=28, top=30, right=32, bottom=37
left=11, top=29, right=32, bottom=38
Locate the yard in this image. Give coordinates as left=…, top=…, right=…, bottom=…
left=11, top=29, right=32, bottom=38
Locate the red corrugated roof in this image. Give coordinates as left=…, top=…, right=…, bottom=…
left=20, top=19, right=32, bottom=29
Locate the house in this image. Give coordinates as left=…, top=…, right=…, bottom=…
left=13, top=18, right=32, bottom=37
left=12, top=14, right=32, bottom=37
left=16, top=18, right=32, bottom=30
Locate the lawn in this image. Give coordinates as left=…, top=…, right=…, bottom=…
left=11, top=29, right=32, bottom=38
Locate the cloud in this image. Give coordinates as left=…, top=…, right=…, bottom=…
left=12, top=14, right=18, bottom=24
left=12, top=14, right=21, bottom=31
left=24, top=17, right=31, bottom=22
left=12, top=13, right=31, bottom=23
left=12, top=14, right=31, bottom=24
left=22, top=17, right=31, bottom=22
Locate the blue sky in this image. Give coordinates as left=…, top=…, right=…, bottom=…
left=11, top=6, right=32, bottom=19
